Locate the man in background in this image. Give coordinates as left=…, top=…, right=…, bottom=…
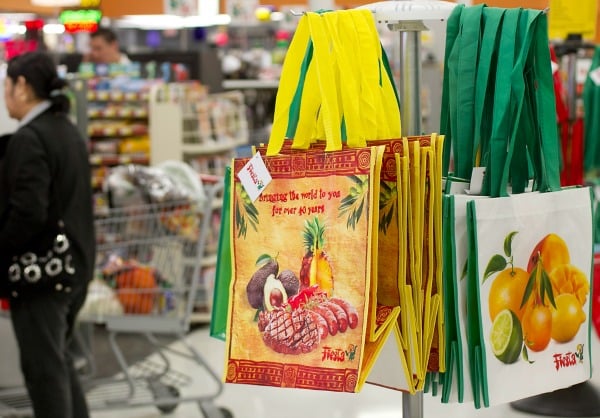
left=88, top=27, right=130, bottom=64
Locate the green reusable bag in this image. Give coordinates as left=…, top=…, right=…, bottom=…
left=439, top=5, right=505, bottom=404
left=466, top=9, right=592, bottom=410
left=209, top=166, right=232, bottom=341
left=583, top=46, right=600, bottom=175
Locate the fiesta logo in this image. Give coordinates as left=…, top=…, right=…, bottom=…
left=321, top=344, right=358, bottom=363
left=246, top=163, right=264, bottom=190
left=553, top=344, right=585, bottom=371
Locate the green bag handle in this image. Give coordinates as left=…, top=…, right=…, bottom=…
left=499, top=9, right=541, bottom=196
left=525, top=11, right=561, bottom=192
left=498, top=10, right=561, bottom=195
left=485, top=8, right=520, bottom=197
left=441, top=4, right=464, bottom=177
left=473, top=8, right=505, bottom=170
left=209, top=166, right=232, bottom=341
left=453, top=4, right=484, bottom=180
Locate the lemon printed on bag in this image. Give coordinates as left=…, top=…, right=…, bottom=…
left=491, top=309, right=523, bottom=364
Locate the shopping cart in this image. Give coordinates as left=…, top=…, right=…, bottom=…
left=0, top=178, right=231, bottom=418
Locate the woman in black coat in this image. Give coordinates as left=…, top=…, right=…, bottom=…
left=0, top=52, right=95, bottom=418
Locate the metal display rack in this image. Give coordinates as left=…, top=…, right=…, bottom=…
left=361, top=2, right=457, bottom=417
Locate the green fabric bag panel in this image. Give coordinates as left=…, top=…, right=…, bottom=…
left=209, top=166, right=232, bottom=341
left=441, top=194, right=465, bottom=403
left=465, top=199, right=487, bottom=409
left=583, top=47, right=600, bottom=173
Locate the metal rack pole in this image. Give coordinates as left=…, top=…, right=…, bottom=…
left=398, top=23, right=424, bottom=418
left=397, top=24, right=426, bottom=135
left=362, top=3, right=457, bottom=418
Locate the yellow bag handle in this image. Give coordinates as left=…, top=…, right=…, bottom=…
left=323, top=10, right=366, bottom=148
left=267, top=14, right=314, bottom=155
left=353, top=9, right=401, bottom=139
left=267, top=12, right=343, bottom=155
left=292, top=12, right=343, bottom=152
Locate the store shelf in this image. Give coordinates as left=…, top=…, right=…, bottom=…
left=89, top=154, right=150, bottom=166
left=222, top=79, right=279, bottom=90
left=182, top=138, right=248, bottom=155
left=88, top=124, right=149, bottom=138
left=87, top=90, right=149, bottom=102
left=88, top=107, right=148, bottom=119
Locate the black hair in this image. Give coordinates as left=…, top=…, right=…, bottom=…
left=90, top=27, right=118, bottom=44
left=6, top=51, right=69, bottom=114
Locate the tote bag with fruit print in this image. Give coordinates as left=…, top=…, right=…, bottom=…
left=463, top=8, right=593, bottom=409
left=223, top=11, right=405, bottom=393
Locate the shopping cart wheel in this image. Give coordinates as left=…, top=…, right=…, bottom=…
left=199, top=401, right=234, bottom=418
left=148, top=380, right=180, bottom=414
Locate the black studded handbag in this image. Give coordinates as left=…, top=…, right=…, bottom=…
left=7, top=219, right=76, bottom=296
left=6, top=125, right=76, bottom=297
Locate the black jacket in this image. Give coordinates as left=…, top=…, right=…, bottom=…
left=0, top=110, right=95, bottom=295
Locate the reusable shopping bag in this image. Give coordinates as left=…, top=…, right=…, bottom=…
left=439, top=6, right=594, bottom=409
left=471, top=8, right=592, bottom=408
left=223, top=10, right=404, bottom=393
left=209, top=166, right=232, bottom=341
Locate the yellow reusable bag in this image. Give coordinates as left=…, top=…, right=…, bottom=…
left=224, top=11, right=398, bottom=393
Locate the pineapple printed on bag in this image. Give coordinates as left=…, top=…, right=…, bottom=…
left=299, top=217, right=334, bottom=296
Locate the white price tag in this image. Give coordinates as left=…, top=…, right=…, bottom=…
left=465, top=167, right=486, bottom=195
left=237, top=152, right=272, bottom=202
left=589, top=67, right=600, bottom=86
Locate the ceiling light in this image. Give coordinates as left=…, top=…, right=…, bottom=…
left=116, top=14, right=231, bottom=29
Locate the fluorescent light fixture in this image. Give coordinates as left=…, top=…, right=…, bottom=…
left=30, top=0, right=80, bottom=6
left=43, top=23, right=65, bottom=34
left=116, top=14, right=231, bottom=29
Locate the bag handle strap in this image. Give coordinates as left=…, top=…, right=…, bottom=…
left=441, top=4, right=465, bottom=177
left=498, top=10, right=561, bottom=195
left=473, top=7, right=505, bottom=170
left=452, top=4, right=484, bottom=180
left=499, top=9, right=542, bottom=195
left=485, top=8, right=520, bottom=197
left=267, top=12, right=343, bottom=155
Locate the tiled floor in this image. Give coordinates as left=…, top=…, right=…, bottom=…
left=87, top=326, right=600, bottom=418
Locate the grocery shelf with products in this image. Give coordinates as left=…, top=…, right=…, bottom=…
left=149, top=83, right=249, bottom=174
left=84, top=78, right=160, bottom=190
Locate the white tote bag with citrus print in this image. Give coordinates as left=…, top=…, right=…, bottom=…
left=466, top=187, right=593, bottom=407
